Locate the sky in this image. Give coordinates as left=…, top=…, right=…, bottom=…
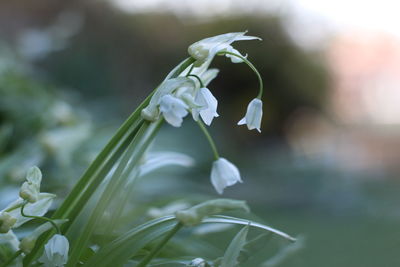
left=111, top=0, right=400, bottom=47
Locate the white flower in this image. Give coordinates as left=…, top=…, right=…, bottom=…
left=159, top=95, right=189, bottom=127
left=211, top=158, right=242, bottom=194
left=238, top=98, right=263, bottom=132
left=141, top=77, right=194, bottom=122
left=39, top=234, right=69, bottom=267
left=192, top=87, right=219, bottom=125
left=188, top=32, right=261, bottom=67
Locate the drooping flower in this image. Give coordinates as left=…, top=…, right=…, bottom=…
left=159, top=94, right=189, bottom=127
left=39, top=234, right=69, bottom=267
left=192, top=87, right=219, bottom=125
left=238, top=98, right=263, bottom=132
left=210, top=158, right=242, bottom=194
left=141, top=77, right=195, bottom=122
left=188, top=32, right=261, bottom=67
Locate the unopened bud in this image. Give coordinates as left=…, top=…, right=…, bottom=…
left=175, top=199, right=249, bottom=227
left=0, top=212, right=17, bottom=233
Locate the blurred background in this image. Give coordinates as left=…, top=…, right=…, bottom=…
left=1, top=0, right=400, bottom=266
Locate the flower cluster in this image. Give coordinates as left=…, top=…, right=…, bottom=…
left=0, top=166, right=69, bottom=266
left=141, top=32, right=264, bottom=194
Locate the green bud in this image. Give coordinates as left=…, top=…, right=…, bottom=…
left=175, top=199, right=249, bottom=227
left=0, top=212, right=17, bottom=233
left=19, top=219, right=68, bottom=254
left=19, top=166, right=42, bottom=203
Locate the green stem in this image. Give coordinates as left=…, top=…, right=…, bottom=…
left=218, top=51, right=263, bottom=99
left=21, top=201, right=61, bottom=234
left=185, top=64, right=195, bottom=76
left=187, top=74, right=204, bottom=88
left=135, top=223, right=183, bottom=267
left=0, top=250, right=22, bottom=267
left=197, top=120, right=219, bottom=160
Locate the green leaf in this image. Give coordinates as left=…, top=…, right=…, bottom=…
left=23, top=57, right=195, bottom=265
left=220, top=225, right=249, bottom=267
left=84, top=216, right=177, bottom=267
left=203, top=215, right=296, bottom=242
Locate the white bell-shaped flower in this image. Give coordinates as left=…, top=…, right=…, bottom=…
left=192, top=87, right=219, bottom=126
left=141, top=77, right=195, bottom=122
left=238, top=98, right=263, bottom=132
left=211, top=158, right=242, bottom=194
left=188, top=32, right=261, bottom=67
left=39, top=234, right=69, bottom=267
left=159, top=94, right=189, bottom=127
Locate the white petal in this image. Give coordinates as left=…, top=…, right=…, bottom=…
left=197, top=88, right=219, bottom=126
left=159, top=95, right=189, bottom=127
left=237, top=117, right=246, bottom=125
left=211, top=158, right=242, bottom=194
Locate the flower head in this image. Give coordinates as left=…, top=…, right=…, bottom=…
left=188, top=32, right=261, bottom=67
left=39, top=234, right=69, bottom=267
left=238, top=98, right=263, bottom=132
left=211, top=158, right=242, bottom=194
left=159, top=94, right=189, bottom=127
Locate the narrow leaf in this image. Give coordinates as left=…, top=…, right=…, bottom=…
left=221, top=225, right=249, bottom=267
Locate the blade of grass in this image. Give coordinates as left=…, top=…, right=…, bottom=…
left=221, top=225, right=249, bottom=267
left=203, top=215, right=296, bottom=242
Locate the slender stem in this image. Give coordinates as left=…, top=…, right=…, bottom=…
left=135, top=223, right=183, bottom=267
left=0, top=250, right=22, bottom=267
left=217, top=51, right=264, bottom=99
left=197, top=120, right=220, bottom=160
left=21, top=201, right=61, bottom=234
left=187, top=74, right=204, bottom=88
left=185, top=64, right=195, bottom=76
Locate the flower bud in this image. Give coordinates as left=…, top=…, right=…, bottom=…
left=175, top=199, right=249, bottom=227
left=0, top=212, right=17, bottom=233
left=19, top=166, right=42, bottom=203
left=19, top=182, right=39, bottom=203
